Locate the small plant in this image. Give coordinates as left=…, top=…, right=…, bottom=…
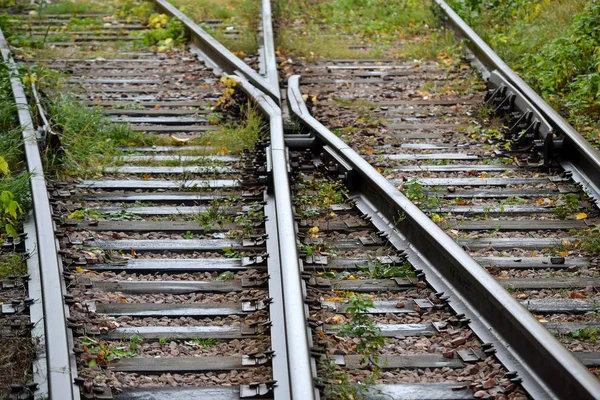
left=357, top=261, right=415, bottom=279
left=193, top=198, right=232, bottom=228
left=183, top=231, right=195, bottom=240
left=577, top=227, right=600, bottom=254
left=129, top=335, right=144, bottom=352
left=190, top=338, right=223, bottom=348
left=319, top=358, right=378, bottom=400
left=81, top=337, right=137, bottom=367
left=570, top=326, right=598, bottom=341
left=401, top=179, right=440, bottom=209
left=216, top=271, right=235, bottom=280
left=296, top=176, right=347, bottom=217
left=233, top=202, right=264, bottom=236
left=0, top=189, right=23, bottom=237
left=67, top=208, right=104, bottom=221
left=337, top=294, right=385, bottom=365
left=0, top=253, right=27, bottom=279
left=554, top=194, right=579, bottom=219
left=142, top=14, right=187, bottom=51
left=159, top=337, right=171, bottom=345
left=222, top=247, right=245, bottom=258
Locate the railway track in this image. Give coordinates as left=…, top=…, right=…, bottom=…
left=1, top=0, right=600, bottom=399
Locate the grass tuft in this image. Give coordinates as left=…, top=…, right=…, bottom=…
left=46, top=94, right=151, bottom=176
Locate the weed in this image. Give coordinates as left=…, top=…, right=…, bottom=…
left=554, top=194, right=579, bottom=219
left=216, top=271, right=235, bottom=280
left=0, top=190, right=23, bottom=237
left=222, top=247, right=245, bottom=258
left=319, top=358, right=378, bottom=400
left=401, top=178, right=440, bottom=209
left=141, top=14, right=187, bottom=51
left=296, top=175, right=347, bottom=217
left=46, top=94, right=151, bottom=176
left=193, top=198, right=232, bottom=228
left=577, top=227, right=600, bottom=255
left=129, top=335, right=144, bottom=352
left=158, top=337, right=171, bottom=345
left=170, top=0, right=259, bottom=53
left=199, top=100, right=265, bottom=154
left=570, top=326, right=598, bottom=341
left=190, top=338, right=223, bottom=348
left=80, top=337, right=136, bottom=367
left=233, top=202, right=264, bottom=236
left=67, top=209, right=104, bottom=221
left=337, top=294, right=386, bottom=364
left=357, top=261, right=414, bottom=279
left=0, top=253, right=26, bottom=279
left=447, top=0, right=600, bottom=151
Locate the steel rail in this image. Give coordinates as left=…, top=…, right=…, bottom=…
left=0, top=28, right=78, bottom=400
left=287, top=74, right=600, bottom=400
left=260, top=0, right=280, bottom=100
left=231, top=74, right=318, bottom=400
left=150, top=3, right=314, bottom=394
left=152, top=0, right=281, bottom=104
left=434, top=0, right=600, bottom=205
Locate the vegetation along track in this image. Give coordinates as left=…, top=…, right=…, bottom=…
left=2, top=0, right=600, bottom=399
left=277, top=0, right=600, bottom=398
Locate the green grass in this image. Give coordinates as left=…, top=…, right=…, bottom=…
left=0, top=61, right=31, bottom=234
left=45, top=94, right=153, bottom=176
left=0, top=254, right=27, bottom=278
left=446, top=0, right=600, bottom=149
left=198, top=102, right=265, bottom=154
left=170, top=0, right=259, bottom=54
left=275, top=0, right=455, bottom=59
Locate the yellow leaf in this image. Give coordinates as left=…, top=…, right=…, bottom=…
left=308, top=226, right=319, bottom=235
left=120, top=297, right=128, bottom=303
left=75, top=266, right=84, bottom=273
left=169, top=134, right=190, bottom=144
left=575, top=212, right=587, bottom=220
left=560, top=250, right=569, bottom=257
left=0, top=156, right=9, bottom=176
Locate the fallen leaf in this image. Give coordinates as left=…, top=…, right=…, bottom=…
left=568, top=292, right=588, bottom=299
left=169, top=134, right=190, bottom=144
left=575, top=212, right=588, bottom=220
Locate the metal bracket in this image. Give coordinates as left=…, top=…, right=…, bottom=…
left=240, top=381, right=276, bottom=398
left=242, top=351, right=274, bottom=366
left=320, top=146, right=356, bottom=189
left=485, top=71, right=556, bottom=166
left=432, top=321, right=456, bottom=334
left=241, top=275, right=269, bottom=288
left=305, top=254, right=328, bottom=265
left=242, top=320, right=272, bottom=335
left=414, top=298, right=435, bottom=310
left=242, top=254, right=268, bottom=266
left=457, top=349, right=486, bottom=363
left=242, top=234, right=268, bottom=247
left=242, top=299, right=269, bottom=312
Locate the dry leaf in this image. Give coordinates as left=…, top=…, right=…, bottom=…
left=575, top=212, right=588, bottom=220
